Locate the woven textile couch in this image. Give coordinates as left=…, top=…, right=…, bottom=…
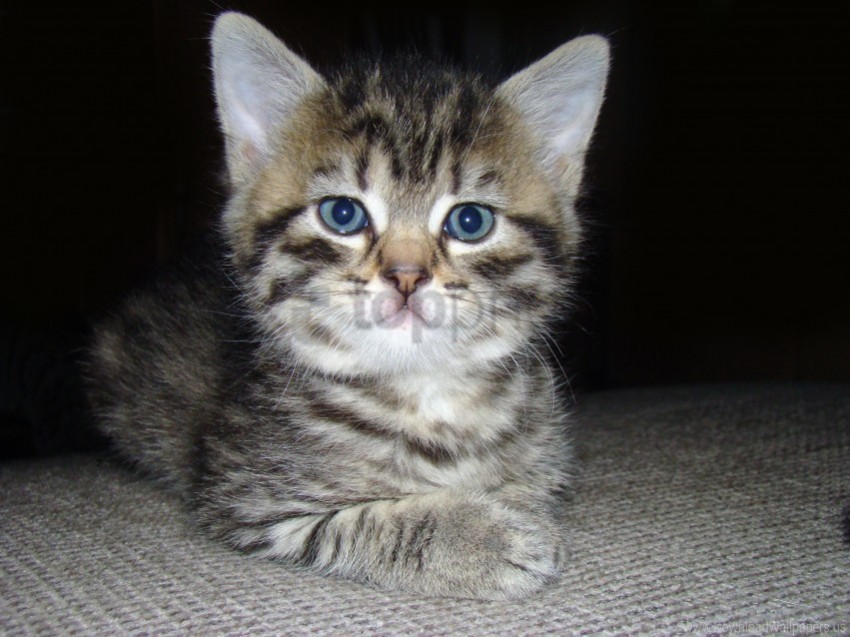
left=3, top=384, right=849, bottom=635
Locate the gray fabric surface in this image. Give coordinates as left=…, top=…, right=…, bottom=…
left=2, top=384, right=849, bottom=636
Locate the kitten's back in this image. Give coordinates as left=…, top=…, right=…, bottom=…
left=85, top=245, right=238, bottom=491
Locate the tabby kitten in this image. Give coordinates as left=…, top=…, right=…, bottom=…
left=86, top=12, right=609, bottom=600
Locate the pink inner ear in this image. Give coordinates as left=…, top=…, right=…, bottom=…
left=238, top=140, right=259, bottom=168
left=225, top=76, right=272, bottom=146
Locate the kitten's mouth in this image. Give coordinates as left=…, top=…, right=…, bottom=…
left=375, top=293, right=434, bottom=330
left=379, top=304, right=425, bottom=327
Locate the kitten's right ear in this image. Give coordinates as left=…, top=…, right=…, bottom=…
left=212, top=12, right=325, bottom=184
left=496, top=35, right=609, bottom=185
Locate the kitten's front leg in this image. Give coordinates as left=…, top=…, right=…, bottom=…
left=230, top=490, right=563, bottom=600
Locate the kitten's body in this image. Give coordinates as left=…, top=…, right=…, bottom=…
left=86, top=13, right=608, bottom=599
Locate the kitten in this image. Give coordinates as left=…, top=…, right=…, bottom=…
left=85, top=12, right=609, bottom=600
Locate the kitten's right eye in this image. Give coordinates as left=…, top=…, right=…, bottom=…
left=318, top=197, right=369, bottom=235
left=443, top=204, right=495, bottom=242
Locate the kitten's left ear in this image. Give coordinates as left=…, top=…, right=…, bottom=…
left=212, top=12, right=326, bottom=184
left=497, top=35, right=610, bottom=173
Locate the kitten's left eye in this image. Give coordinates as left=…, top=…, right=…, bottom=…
left=443, top=204, right=495, bottom=242
left=318, top=197, right=369, bottom=235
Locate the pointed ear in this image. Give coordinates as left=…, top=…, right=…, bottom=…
left=211, top=12, right=325, bottom=183
left=497, top=35, right=609, bottom=172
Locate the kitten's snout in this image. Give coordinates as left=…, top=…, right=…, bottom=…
left=379, top=237, right=432, bottom=299
left=382, top=264, right=430, bottom=298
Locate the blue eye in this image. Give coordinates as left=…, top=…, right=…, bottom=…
left=318, top=197, right=369, bottom=235
left=443, top=204, right=495, bottom=242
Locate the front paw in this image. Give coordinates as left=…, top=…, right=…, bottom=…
left=471, top=502, right=564, bottom=600
left=407, top=492, right=564, bottom=600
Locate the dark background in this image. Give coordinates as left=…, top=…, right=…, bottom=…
left=2, top=1, right=848, bottom=457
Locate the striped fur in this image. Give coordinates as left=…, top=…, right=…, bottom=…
left=85, top=13, right=609, bottom=599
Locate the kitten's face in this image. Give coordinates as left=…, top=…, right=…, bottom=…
left=212, top=14, right=608, bottom=376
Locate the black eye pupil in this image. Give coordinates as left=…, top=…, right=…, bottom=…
left=458, top=206, right=482, bottom=234
left=332, top=199, right=355, bottom=226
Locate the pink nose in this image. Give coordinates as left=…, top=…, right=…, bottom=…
left=382, top=265, right=431, bottom=298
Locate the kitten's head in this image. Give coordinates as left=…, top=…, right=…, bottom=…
left=211, top=13, right=609, bottom=376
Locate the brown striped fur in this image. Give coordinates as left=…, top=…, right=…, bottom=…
left=85, top=12, right=609, bottom=599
